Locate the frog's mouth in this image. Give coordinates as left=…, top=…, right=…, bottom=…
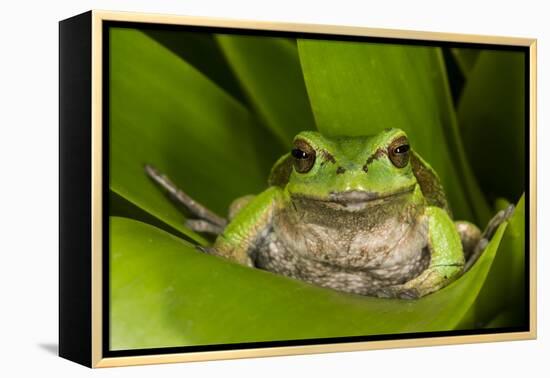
left=302, top=185, right=416, bottom=212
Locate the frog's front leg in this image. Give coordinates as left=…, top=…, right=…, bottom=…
left=211, top=187, right=285, bottom=267
left=385, top=206, right=465, bottom=299
left=145, top=164, right=227, bottom=234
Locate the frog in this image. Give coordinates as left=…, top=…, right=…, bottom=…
left=145, top=128, right=512, bottom=299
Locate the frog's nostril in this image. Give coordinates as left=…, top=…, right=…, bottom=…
left=336, top=167, right=346, bottom=175
left=363, top=164, right=368, bottom=173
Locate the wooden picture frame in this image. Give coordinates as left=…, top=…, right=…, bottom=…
left=59, top=10, right=537, bottom=368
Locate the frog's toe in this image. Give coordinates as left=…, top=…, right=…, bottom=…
left=195, top=245, right=213, bottom=254
left=483, top=204, right=515, bottom=241
left=376, top=285, right=420, bottom=300
left=186, top=219, right=225, bottom=235
left=465, top=204, right=515, bottom=271
left=397, top=288, right=420, bottom=300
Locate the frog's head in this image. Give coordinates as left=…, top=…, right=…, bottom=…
left=269, top=128, right=421, bottom=211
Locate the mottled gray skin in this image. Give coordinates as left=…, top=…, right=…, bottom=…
left=253, top=192, right=431, bottom=296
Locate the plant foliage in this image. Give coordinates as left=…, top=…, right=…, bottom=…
left=108, top=27, right=527, bottom=350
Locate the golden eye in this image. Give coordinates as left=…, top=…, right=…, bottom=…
left=291, top=139, right=316, bottom=173
left=388, top=136, right=410, bottom=168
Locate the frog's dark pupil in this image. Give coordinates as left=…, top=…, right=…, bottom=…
left=394, top=144, right=410, bottom=154
left=292, top=148, right=308, bottom=159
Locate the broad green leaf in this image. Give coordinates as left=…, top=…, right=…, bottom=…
left=109, top=28, right=280, bottom=241
left=454, top=195, right=525, bottom=330
left=457, top=50, right=525, bottom=204
left=297, top=39, right=490, bottom=224
left=109, top=190, right=206, bottom=244
left=217, top=35, right=316, bottom=146
left=143, top=28, right=248, bottom=105
left=451, top=48, right=480, bottom=77
left=110, top=216, right=505, bottom=350
left=471, top=195, right=526, bottom=328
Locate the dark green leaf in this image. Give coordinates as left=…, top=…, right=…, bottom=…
left=110, top=216, right=505, bottom=350
left=143, top=28, right=249, bottom=104
left=451, top=48, right=480, bottom=77
left=217, top=35, right=316, bottom=146
left=109, top=28, right=280, bottom=242
left=457, top=50, right=525, bottom=203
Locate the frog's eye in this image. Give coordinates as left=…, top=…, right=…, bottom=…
left=291, top=140, right=316, bottom=173
left=388, top=137, right=410, bottom=168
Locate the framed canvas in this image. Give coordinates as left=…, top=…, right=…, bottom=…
left=59, top=10, right=537, bottom=368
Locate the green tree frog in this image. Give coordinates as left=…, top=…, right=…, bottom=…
left=146, top=128, right=511, bottom=299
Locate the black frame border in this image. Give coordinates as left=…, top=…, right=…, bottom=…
left=59, top=11, right=93, bottom=367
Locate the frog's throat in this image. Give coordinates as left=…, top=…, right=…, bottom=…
left=289, top=184, right=417, bottom=212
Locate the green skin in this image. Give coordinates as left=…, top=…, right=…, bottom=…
left=211, top=128, right=481, bottom=299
